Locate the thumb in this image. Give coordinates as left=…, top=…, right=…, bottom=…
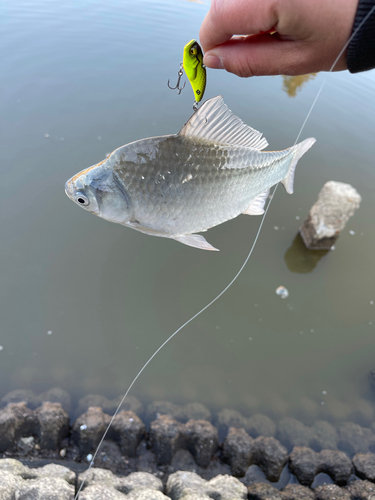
left=203, top=35, right=316, bottom=77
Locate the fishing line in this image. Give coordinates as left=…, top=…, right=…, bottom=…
left=74, top=7, right=375, bottom=497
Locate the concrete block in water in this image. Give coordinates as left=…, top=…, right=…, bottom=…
left=299, top=181, right=361, bottom=249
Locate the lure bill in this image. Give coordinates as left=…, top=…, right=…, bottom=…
left=183, top=39, right=206, bottom=105
left=65, top=96, right=315, bottom=251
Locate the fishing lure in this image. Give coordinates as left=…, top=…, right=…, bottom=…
left=168, top=39, right=206, bottom=110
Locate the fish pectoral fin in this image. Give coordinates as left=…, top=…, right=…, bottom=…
left=174, top=234, right=219, bottom=251
left=242, top=189, right=270, bottom=215
left=178, top=96, right=268, bottom=150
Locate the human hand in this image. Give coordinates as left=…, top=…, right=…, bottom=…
left=199, top=0, right=358, bottom=77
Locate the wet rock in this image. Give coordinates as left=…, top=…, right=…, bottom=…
left=36, top=387, right=72, bottom=414
left=92, top=440, right=125, bottom=473
left=281, top=483, right=315, bottom=499
left=76, top=394, right=111, bottom=416
left=149, top=415, right=184, bottom=465
left=72, top=406, right=107, bottom=455
left=110, top=411, right=145, bottom=456
left=247, top=482, right=283, bottom=499
left=184, top=419, right=218, bottom=468
left=166, top=470, right=207, bottom=499
left=299, top=181, right=361, bottom=250
left=1, top=389, right=37, bottom=408
left=252, top=436, right=288, bottom=482
left=136, top=440, right=158, bottom=474
left=117, top=471, right=163, bottom=494
left=35, top=401, right=69, bottom=450
left=338, top=422, right=374, bottom=454
left=180, top=402, right=211, bottom=423
left=289, top=446, right=318, bottom=486
left=207, top=474, right=248, bottom=499
left=353, top=452, right=375, bottom=482
left=17, top=477, right=75, bottom=500
left=79, top=483, right=126, bottom=500
left=171, top=449, right=197, bottom=472
left=0, top=406, right=18, bottom=451
left=318, top=449, right=352, bottom=485
left=314, top=483, right=351, bottom=500
left=346, top=479, right=375, bottom=499
left=278, top=417, right=312, bottom=450
left=105, top=395, right=143, bottom=416
left=126, top=489, right=170, bottom=500
left=246, top=414, right=276, bottom=438
left=242, top=464, right=270, bottom=486
left=216, top=409, right=247, bottom=437
left=222, top=427, right=254, bottom=477
left=0, top=403, right=38, bottom=452
left=17, top=436, right=35, bottom=454
left=146, top=401, right=181, bottom=422
left=310, top=421, right=339, bottom=451
left=198, top=457, right=232, bottom=481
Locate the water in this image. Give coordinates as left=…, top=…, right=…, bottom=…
left=1, top=0, right=375, bottom=425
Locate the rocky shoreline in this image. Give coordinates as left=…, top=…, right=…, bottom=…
left=1, top=388, right=375, bottom=499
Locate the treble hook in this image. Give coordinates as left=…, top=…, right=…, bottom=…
left=167, top=62, right=186, bottom=95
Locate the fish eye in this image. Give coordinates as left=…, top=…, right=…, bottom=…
left=75, top=193, right=89, bottom=206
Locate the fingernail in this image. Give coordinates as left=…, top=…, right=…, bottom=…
left=203, top=53, right=224, bottom=70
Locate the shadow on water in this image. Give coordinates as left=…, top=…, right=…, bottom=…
left=284, top=233, right=330, bottom=273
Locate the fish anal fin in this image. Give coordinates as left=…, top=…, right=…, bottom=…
left=178, top=96, right=268, bottom=150
left=242, top=190, right=270, bottom=215
left=174, top=234, right=219, bottom=251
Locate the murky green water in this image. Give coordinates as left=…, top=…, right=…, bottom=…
left=1, top=0, right=375, bottom=424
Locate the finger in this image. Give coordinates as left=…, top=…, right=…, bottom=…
left=202, top=35, right=331, bottom=77
left=199, top=0, right=279, bottom=53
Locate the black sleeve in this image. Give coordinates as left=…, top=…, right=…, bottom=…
left=346, top=0, right=375, bottom=73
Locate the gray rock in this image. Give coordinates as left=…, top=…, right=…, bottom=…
left=17, top=477, right=75, bottom=500
left=289, top=446, right=318, bottom=486
left=281, top=483, right=315, bottom=500
left=105, top=395, right=143, bottom=416
left=222, top=427, right=254, bottom=477
left=207, top=474, right=248, bottom=499
left=0, top=469, right=26, bottom=491
left=353, top=452, right=375, bottom=482
left=109, top=411, right=145, bottom=456
left=252, top=436, right=288, bottom=482
left=166, top=471, right=207, bottom=500
left=338, top=422, right=374, bottom=454
left=135, top=440, right=158, bottom=474
left=1, top=390, right=37, bottom=409
left=247, top=482, right=283, bottom=499
left=318, top=449, right=352, bottom=485
left=242, top=464, right=270, bottom=486
left=0, top=406, right=18, bottom=451
left=76, top=395, right=111, bottom=416
left=246, top=414, right=276, bottom=438
left=0, top=403, right=38, bottom=452
left=171, top=449, right=197, bottom=472
left=91, top=440, right=125, bottom=473
left=0, top=458, right=31, bottom=477
left=36, top=388, right=71, bottom=414
left=78, top=467, right=118, bottom=489
left=35, top=402, right=69, bottom=450
left=180, top=403, right=211, bottom=423
left=149, top=415, right=184, bottom=465
left=278, top=418, right=312, bottom=450
left=72, top=407, right=107, bottom=455
left=310, top=421, right=339, bottom=451
left=314, top=484, right=351, bottom=500
left=184, top=419, right=218, bottom=468
left=17, top=436, right=35, bottom=455
left=216, top=409, right=247, bottom=436
left=346, top=479, right=375, bottom=499
left=126, top=489, right=170, bottom=500
left=117, top=472, right=163, bottom=494
left=299, top=181, right=361, bottom=249
left=79, top=483, right=126, bottom=500
left=179, top=495, right=211, bottom=500
left=146, top=401, right=181, bottom=422
left=32, top=463, right=76, bottom=485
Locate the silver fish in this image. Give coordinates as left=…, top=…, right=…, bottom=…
left=65, top=96, right=315, bottom=251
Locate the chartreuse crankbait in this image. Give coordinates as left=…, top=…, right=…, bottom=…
left=168, top=39, right=206, bottom=110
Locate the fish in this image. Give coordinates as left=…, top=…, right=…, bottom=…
left=65, top=96, right=316, bottom=251
left=183, top=39, right=206, bottom=103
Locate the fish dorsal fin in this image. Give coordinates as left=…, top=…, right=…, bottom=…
left=178, top=96, right=268, bottom=150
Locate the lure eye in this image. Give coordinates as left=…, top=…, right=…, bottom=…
left=75, top=193, right=89, bottom=206
left=190, top=46, right=197, bottom=55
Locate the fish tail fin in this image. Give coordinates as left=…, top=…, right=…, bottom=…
left=282, top=138, right=316, bottom=194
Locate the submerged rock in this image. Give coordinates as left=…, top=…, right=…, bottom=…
left=299, top=181, right=361, bottom=249
left=251, top=436, right=288, bottom=482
